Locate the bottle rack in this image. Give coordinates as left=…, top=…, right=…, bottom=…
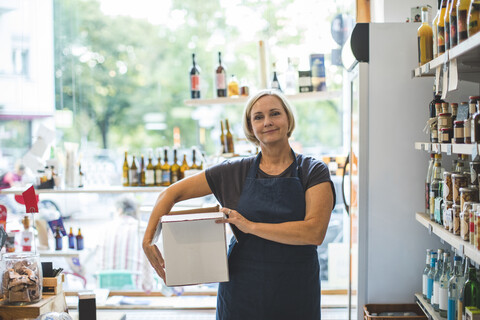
left=415, top=293, right=442, bottom=320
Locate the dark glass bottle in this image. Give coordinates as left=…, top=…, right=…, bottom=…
left=220, top=120, right=226, bottom=153
left=55, top=227, right=63, bottom=251
left=215, top=52, right=227, bottom=98
left=462, top=263, right=480, bottom=313
left=76, top=228, right=84, bottom=251
left=68, top=227, right=75, bottom=249
left=225, top=119, right=234, bottom=154
left=190, top=53, right=201, bottom=99
left=139, top=155, right=146, bottom=186
left=271, top=62, right=282, bottom=91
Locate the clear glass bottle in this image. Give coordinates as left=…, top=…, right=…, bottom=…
left=430, top=155, right=444, bottom=221
left=428, top=252, right=438, bottom=303
left=450, top=0, right=459, bottom=47
left=434, top=249, right=445, bottom=310
left=423, top=249, right=432, bottom=299
left=146, top=150, right=155, bottom=187
left=433, top=0, right=443, bottom=57
left=426, top=154, right=435, bottom=216
left=179, top=154, right=189, bottom=180
left=467, top=0, right=480, bottom=37
left=440, top=252, right=451, bottom=317
left=285, top=57, right=296, bottom=94
left=228, top=75, right=239, bottom=97
left=444, top=0, right=454, bottom=50
left=438, top=0, right=448, bottom=55
left=448, top=255, right=464, bottom=320
left=270, top=62, right=282, bottom=91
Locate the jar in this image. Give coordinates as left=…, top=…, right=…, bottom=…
left=461, top=202, right=472, bottom=241
left=460, top=187, right=477, bottom=210
left=443, top=171, right=453, bottom=202
left=471, top=161, right=480, bottom=185
left=453, top=203, right=461, bottom=235
left=465, top=118, right=472, bottom=144
left=438, top=112, right=453, bottom=129
left=454, top=120, right=465, bottom=144
left=1, top=253, right=42, bottom=305
left=452, top=173, right=469, bottom=204
left=439, top=128, right=452, bottom=143
left=444, top=200, right=454, bottom=231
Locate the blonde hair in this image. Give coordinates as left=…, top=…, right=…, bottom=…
left=242, top=89, right=296, bottom=146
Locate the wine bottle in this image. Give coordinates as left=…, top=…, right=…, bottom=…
left=161, top=149, right=171, bottom=186
left=78, top=163, right=84, bottom=188
left=418, top=6, right=434, bottom=65
left=220, top=120, right=226, bottom=154
left=170, top=149, right=180, bottom=184
left=155, top=149, right=162, bottom=186
left=215, top=52, right=227, bottom=98
left=271, top=62, right=282, bottom=91
left=55, top=227, right=63, bottom=251
left=191, top=148, right=200, bottom=169
left=146, top=150, right=155, bottom=186
left=123, top=151, right=129, bottom=186
left=139, top=154, right=146, bottom=186
left=462, top=263, right=480, bottom=312
left=180, top=154, right=189, bottom=180
left=225, top=119, right=234, bottom=154
left=190, top=53, right=201, bottom=99
left=129, top=155, right=139, bottom=186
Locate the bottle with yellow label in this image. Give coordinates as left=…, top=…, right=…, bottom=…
left=468, top=0, right=480, bottom=37
left=122, top=151, right=129, bottom=186
left=458, top=0, right=471, bottom=43
left=418, top=7, right=434, bottom=66
left=228, top=75, right=239, bottom=97
left=170, top=149, right=180, bottom=184
left=180, top=154, right=189, bottom=180
left=161, top=149, right=171, bottom=186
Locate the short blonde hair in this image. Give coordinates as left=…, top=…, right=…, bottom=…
left=242, top=89, right=296, bottom=146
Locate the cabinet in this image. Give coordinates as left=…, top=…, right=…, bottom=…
left=413, top=32, right=480, bottom=320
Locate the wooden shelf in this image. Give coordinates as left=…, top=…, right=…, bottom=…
left=414, top=142, right=478, bottom=155
left=0, top=186, right=167, bottom=195
left=416, top=212, right=480, bottom=265
left=184, top=91, right=341, bottom=106
left=412, top=32, right=480, bottom=83
left=415, top=293, right=441, bottom=320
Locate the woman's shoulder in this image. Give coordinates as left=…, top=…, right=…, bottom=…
left=296, top=154, right=328, bottom=171
left=206, top=155, right=255, bottom=174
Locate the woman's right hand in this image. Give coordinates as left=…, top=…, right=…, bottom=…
left=143, top=242, right=166, bottom=281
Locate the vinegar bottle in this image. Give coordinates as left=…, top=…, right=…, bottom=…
left=450, top=0, right=459, bottom=47
left=457, top=0, right=471, bottom=43
left=139, top=154, right=146, bottom=186
left=190, top=53, right=201, bottom=99
left=225, top=119, right=234, bottom=154
left=170, top=149, right=180, bottom=184
left=215, top=52, right=227, bottom=98
left=467, top=0, right=480, bottom=37
left=161, top=149, right=171, bottom=186
left=191, top=148, right=200, bottom=170
left=179, top=154, right=189, bottom=180
left=437, top=0, right=447, bottom=55
left=122, top=151, right=129, bottom=186
left=418, top=6, right=434, bottom=65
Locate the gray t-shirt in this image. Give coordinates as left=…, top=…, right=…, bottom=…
left=205, top=154, right=336, bottom=210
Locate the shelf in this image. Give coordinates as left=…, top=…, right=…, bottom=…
left=415, top=293, right=441, bottom=320
left=416, top=212, right=480, bottom=265
left=414, top=142, right=478, bottom=155
left=184, top=91, right=341, bottom=106
left=0, top=186, right=167, bottom=195
left=412, top=32, right=480, bottom=83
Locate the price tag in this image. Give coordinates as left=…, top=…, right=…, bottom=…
left=415, top=68, right=420, bottom=77
left=436, top=143, right=441, bottom=153
left=427, top=143, right=432, bottom=152
left=473, top=143, right=479, bottom=160
left=446, top=144, right=452, bottom=155
left=435, top=66, right=441, bottom=95
left=425, top=63, right=430, bottom=74
left=441, top=64, right=448, bottom=99
left=449, top=58, right=458, bottom=91
left=428, top=224, right=433, bottom=235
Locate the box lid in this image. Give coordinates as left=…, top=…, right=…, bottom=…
left=161, top=212, right=225, bottom=223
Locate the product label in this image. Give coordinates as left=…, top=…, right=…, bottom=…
left=216, top=74, right=226, bottom=89
left=458, top=10, right=468, bottom=41
left=162, top=171, right=171, bottom=185
left=155, top=169, right=162, bottom=184
left=448, top=298, right=456, bottom=320
left=129, top=169, right=138, bottom=184
left=428, top=278, right=434, bottom=300
left=171, top=171, right=178, bottom=183
left=443, top=183, right=450, bottom=199
left=439, top=286, right=448, bottom=310
left=438, top=26, right=446, bottom=53
left=445, top=22, right=450, bottom=49
left=423, top=274, right=428, bottom=296
left=451, top=15, right=458, bottom=46
left=191, top=75, right=200, bottom=91
left=146, top=170, right=155, bottom=185
left=434, top=281, right=440, bottom=305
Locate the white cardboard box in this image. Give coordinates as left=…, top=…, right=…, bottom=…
left=161, top=212, right=229, bottom=286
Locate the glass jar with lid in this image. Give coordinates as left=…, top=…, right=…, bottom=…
left=1, top=252, right=42, bottom=305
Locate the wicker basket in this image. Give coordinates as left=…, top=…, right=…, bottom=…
left=364, top=304, right=427, bottom=320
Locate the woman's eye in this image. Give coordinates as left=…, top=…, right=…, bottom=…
left=254, top=115, right=263, bottom=120
left=271, top=111, right=280, bottom=116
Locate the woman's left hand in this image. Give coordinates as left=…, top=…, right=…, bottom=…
left=217, top=207, right=253, bottom=234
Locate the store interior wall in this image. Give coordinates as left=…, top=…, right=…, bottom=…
left=371, top=0, right=437, bottom=22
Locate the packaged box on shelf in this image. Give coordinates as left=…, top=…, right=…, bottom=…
left=364, top=304, right=427, bottom=320
left=466, top=306, right=480, bottom=320
left=43, top=273, right=64, bottom=295
left=160, top=211, right=229, bottom=286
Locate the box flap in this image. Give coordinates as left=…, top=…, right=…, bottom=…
left=161, top=212, right=225, bottom=223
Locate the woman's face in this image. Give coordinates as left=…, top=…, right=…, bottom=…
left=250, top=95, right=289, bottom=146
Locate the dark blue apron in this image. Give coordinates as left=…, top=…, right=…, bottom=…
left=216, top=151, right=320, bottom=320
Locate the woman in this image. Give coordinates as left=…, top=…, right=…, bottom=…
left=143, top=89, right=335, bottom=320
